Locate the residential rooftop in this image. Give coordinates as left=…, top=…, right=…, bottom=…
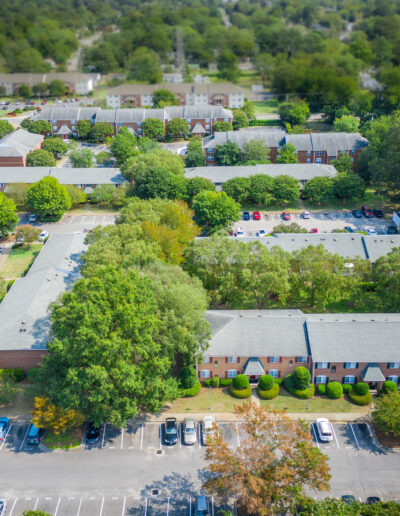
left=0, top=167, right=126, bottom=185
left=107, top=83, right=244, bottom=95
left=0, top=129, right=44, bottom=157
left=203, top=130, right=285, bottom=149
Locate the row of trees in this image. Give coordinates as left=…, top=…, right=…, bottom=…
left=15, top=79, right=68, bottom=99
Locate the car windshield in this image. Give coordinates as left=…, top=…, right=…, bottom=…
left=166, top=427, right=176, bottom=434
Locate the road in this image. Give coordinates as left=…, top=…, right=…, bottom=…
left=26, top=213, right=116, bottom=235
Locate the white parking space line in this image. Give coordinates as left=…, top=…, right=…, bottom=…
left=120, top=428, right=124, bottom=449
left=144, top=498, right=148, bottom=516
left=82, top=216, right=87, bottom=222
left=189, top=497, right=192, bottom=516
left=235, top=423, right=241, bottom=447
left=69, top=216, right=76, bottom=224
left=140, top=423, right=144, bottom=449
left=34, top=497, right=39, bottom=510
left=99, top=497, right=104, bottom=516
left=101, top=424, right=107, bottom=448
left=179, top=423, right=182, bottom=449
left=349, top=424, right=360, bottom=450
left=54, top=496, right=61, bottom=516
left=121, top=496, right=126, bottom=516
left=211, top=496, right=214, bottom=516
left=0, top=423, right=12, bottom=450
left=159, top=424, right=162, bottom=450
left=8, top=498, right=17, bottom=516
left=311, top=423, right=320, bottom=448
left=20, top=424, right=30, bottom=451
left=166, top=497, right=170, bottom=516
left=76, top=497, right=83, bottom=516
left=332, top=425, right=340, bottom=449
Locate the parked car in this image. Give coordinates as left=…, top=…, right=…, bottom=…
left=373, top=209, right=384, bottom=218
left=310, top=228, right=318, bottom=233
left=6, top=112, right=16, bottom=116
left=183, top=416, right=197, bottom=445
left=316, top=418, right=333, bottom=442
left=202, top=416, right=217, bottom=445
left=0, top=417, right=10, bottom=442
left=344, top=226, right=354, bottom=232
left=236, top=227, right=245, bottom=237
left=25, top=423, right=45, bottom=445
left=342, top=495, right=356, bottom=505
left=28, top=214, right=37, bottom=223
left=352, top=210, right=362, bottom=218
left=257, top=229, right=266, bottom=237
left=85, top=422, right=101, bottom=444
left=282, top=211, right=291, bottom=221
left=0, top=499, right=7, bottom=516
left=253, top=211, right=261, bottom=220
left=366, top=228, right=377, bottom=235
left=302, top=211, right=311, bottom=219
left=39, top=230, right=48, bottom=241
left=366, top=497, right=380, bottom=505
left=243, top=211, right=250, bottom=221
left=164, top=417, right=178, bottom=445
left=361, top=205, right=374, bottom=218
left=195, top=496, right=210, bottom=516
left=387, top=225, right=398, bottom=234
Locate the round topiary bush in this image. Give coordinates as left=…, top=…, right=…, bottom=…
left=317, top=384, right=326, bottom=396
left=292, top=366, right=311, bottom=390
left=180, top=366, right=197, bottom=389
left=342, top=384, right=353, bottom=394
left=229, top=385, right=252, bottom=398
left=326, top=381, right=343, bottom=399
left=180, top=380, right=201, bottom=397
left=259, top=374, right=274, bottom=391
left=382, top=380, right=397, bottom=395
left=283, top=374, right=315, bottom=399
left=258, top=382, right=280, bottom=400
left=211, top=375, right=220, bottom=388
left=348, top=390, right=372, bottom=406
left=233, top=374, right=250, bottom=390
left=355, top=382, right=369, bottom=396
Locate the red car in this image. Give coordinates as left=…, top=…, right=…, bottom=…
left=282, top=212, right=291, bottom=221
left=310, top=228, right=318, bottom=233
left=253, top=211, right=261, bottom=220
left=6, top=112, right=16, bottom=116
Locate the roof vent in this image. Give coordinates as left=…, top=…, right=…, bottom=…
left=333, top=238, right=337, bottom=241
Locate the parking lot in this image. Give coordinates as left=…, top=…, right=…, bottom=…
left=233, top=211, right=392, bottom=236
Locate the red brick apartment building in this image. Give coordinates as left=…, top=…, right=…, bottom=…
left=0, top=129, right=44, bottom=167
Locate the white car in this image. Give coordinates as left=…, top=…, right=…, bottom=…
left=366, top=228, right=377, bottom=235
left=28, top=214, right=37, bottom=223
left=316, top=418, right=333, bottom=442
left=257, top=229, right=266, bottom=237
left=39, top=230, right=49, bottom=241
left=183, top=417, right=197, bottom=445
left=202, top=416, right=217, bottom=445
left=303, top=211, right=311, bottom=219
left=235, top=227, right=245, bottom=237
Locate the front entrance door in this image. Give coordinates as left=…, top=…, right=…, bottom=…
left=249, top=375, right=258, bottom=384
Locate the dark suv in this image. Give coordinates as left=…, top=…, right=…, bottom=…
left=164, top=417, right=178, bottom=445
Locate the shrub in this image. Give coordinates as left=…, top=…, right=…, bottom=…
left=220, top=378, right=233, bottom=387
left=382, top=380, right=398, bottom=395
left=7, top=279, right=15, bottom=292
left=355, top=382, right=369, bottom=396
left=233, top=374, right=250, bottom=390
left=342, top=383, right=353, bottom=393
left=180, top=380, right=201, bottom=397
left=258, top=383, right=280, bottom=400
left=317, top=384, right=326, bottom=395
left=292, top=366, right=311, bottom=390
left=283, top=374, right=315, bottom=399
left=274, top=378, right=283, bottom=386
left=1, top=369, right=24, bottom=382
left=326, top=382, right=343, bottom=399
left=348, top=390, right=372, bottom=406
left=180, top=366, right=197, bottom=389
left=229, top=385, right=252, bottom=398
left=211, top=376, right=220, bottom=388
left=204, top=379, right=212, bottom=387
left=259, top=374, right=274, bottom=391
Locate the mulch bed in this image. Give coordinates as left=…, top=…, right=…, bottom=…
left=372, top=421, right=400, bottom=448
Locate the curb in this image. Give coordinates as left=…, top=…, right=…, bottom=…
left=366, top=421, right=400, bottom=453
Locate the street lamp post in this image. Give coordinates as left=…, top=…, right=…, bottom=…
left=209, top=384, right=212, bottom=411
left=307, top=384, right=311, bottom=410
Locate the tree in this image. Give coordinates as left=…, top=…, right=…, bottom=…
left=28, top=120, right=51, bottom=135
left=331, top=152, right=353, bottom=173
left=272, top=222, right=308, bottom=234
left=0, top=120, right=13, bottom=139
left=27, top=176, right=71, bottom=219
left=279, top=101, right=310, bottom=126
left=214, top=141, right=241, bottom=166
left=253, top=52, right=275, bottom=87
left=187, top=177, right=215, bottom=202
left=242, top=101, right=255, bottom=121
left=180, top=366, right=197, bottom=389
left=152, top=89, right=178, bottom=107
left=217, top=50, right=239, bottom=82
left=167, top=118, right=189, bottom=139
left=122, top=149, right=184, bottom=182
left=293, top=366, right=311, bottom=389
left=303, top=176, right=334, bottom=203
left=18, top=84, right=32, bottom=99
left=373, top=391, right=400, bottom=437
left=65, top=185, right=87, bottom=205
left=272, top=175, right=300, bottom=203
left=30, top=268, right=181, bottom=427
left=374, top=248, right=400, bottom=310
left=242, top=140, right=270, bottom=164
left=334, top=115, right=360, bottom=133
left=142, top=118, right=165, bottom=140
left=276, top=143, right=299, bottom=164
left=32, top=83, right=49, bottom=98
left=26, top=149, right=56, bottom=167
left=23, top=511, right=52, bottom=516
left=48, top=79, right=67, bottom=97
left=90, top=123, right=114, bottom=143
left=134, top=167, right=186, bottom=200
left=185, top=139, right=205, bottom=167
left=203, top=403, right=330, bottom=515
left=213, top=121, right=233, bottom=132
left=15, top=225, right=41, bottom=246
left=110, top=127, right=137, bottom=166
left=223, top=177, right=251, bottom=202
left=5, top=183, right=30, bottom=208
left=90, top=185, right=119, bottom=206
left=41, top=137, right=68, bottom=157
left=127, top=47, right=162, bottom=83
left=76, top=120, right=92, bottom=139
left=96, top=151, right=112, bottom=165
left=0, top=370, right=18, bottom=405
left=232, top=109, right=248, bottom=130
left=332, top=173, right=365, bottom=200
left=31, top=396, right=84, bottom=435
left=248, top=174, right=274, bottom=205
left=69, top=148, right=94, bottom=168
left=192, top=191, right=240, bottom=234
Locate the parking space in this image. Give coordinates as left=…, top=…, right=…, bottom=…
left=61, top=214, right=115, bottom=226
left=311, top=422, right=378, bottom=455
left=219, top=422, right=240, bottom=449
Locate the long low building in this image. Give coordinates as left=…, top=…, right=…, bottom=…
left=185, top=163, right=337, bottom=188
left=0, top=72, right=99, bottom=96
left=0, top=129, right=44, bottom=167
left=0, top=167, right=127, bottom=192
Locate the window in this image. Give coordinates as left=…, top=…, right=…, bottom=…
left=316, top=151, right=322, bottom=156
left=186, top=119, right=191, bottom=123
left=227, top=356, right=238, bottom=363
left=388, top=363, right=400, bottom=369
left=344, top=362, right=358, bottom=369
left=351, top=150, right=355, bottom=155
left=343, top=375, right=356, bottom=384
left=315, top=376, right=328, bottom=384
left=306, top=158, right=310, bottom=163
left=206, top=124, right=210, bottom=129
left=315, top=362, right=329, bottom=369
left=72, top=125, right=75, bottom=130
left=227, top=370, right=237, bottom=378
left=207, top=156, right=213, bottom=161
left=118, top=122, right=123, bottom=127
left=269, top=370, right=279, bottom=378
left=200, top=370, right=210, bottom=378
left=206, top=118, right=210, bottom=123
left=269, top=356, right=280, bottom=363
left=316, top=158, right=322, bottom=164
left=52, top=120, right=57, bottom=124
left=224, top=118, right=229, bottom=122
left=203, top=356, right=211, bottom=364
left=71, top=120, right=76, bottom=124
left=214, top=360, right=218, bottom=365
left=387, top=375, right=399, bottom=383
left=331, top=365, right=336, bottom=373
left=208, top=148, right=214, bottom=153
left=137, top=122, right=141, bottom=126
left=52, top=126, right=57, bottom=131
left=307, top=150, right=311, bottom=156
left=297, top=356, right=307, bottom=363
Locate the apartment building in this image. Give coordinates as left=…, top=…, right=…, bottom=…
left=0, top=73, right=99, bottom=96
left=0, top=129, right=44, bottom=167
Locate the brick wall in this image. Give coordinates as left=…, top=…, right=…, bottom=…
left=0, top=156, right=26, bottom=167
left=311, top=361, right=400, bottom=384
left=0, top=350, right=48, bottom=371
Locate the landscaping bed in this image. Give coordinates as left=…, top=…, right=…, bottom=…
left=0, top=243, right=42, bottom=279
left=43, top=426, right=83, bottom=449
left=165, top=387, right=249, bottom=413
left=371, top=422, right=400, bottom=449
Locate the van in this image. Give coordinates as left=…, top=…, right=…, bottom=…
left=195, top=496, right=210, bottom=516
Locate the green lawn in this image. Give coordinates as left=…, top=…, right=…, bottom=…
left=253, top=100, right=279, bottom=114
left=0, top=243, right=42, bottom=280
left=303, top=121, right=332, bottom=132
left=165, top=387, right=250, bottom=413
left=44, top=426, right=83, bottom=449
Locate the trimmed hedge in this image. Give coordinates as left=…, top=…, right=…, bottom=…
left=348, top=390, right=372, bottom=406
left=220, top=378, right=233, bottom=387
left=233, top=374, right=249, bottom=389
left=283, top=374, right=315, bottom=399
left=342, top=383, right=353, bottom=393
left=317, top=384, right=326, bottom=395
left=382, top=380, right=397, bottom=395
left=293, top=366, right=311, bottom=390
left=274, top=378, right=283, bottom=386
left=355, top=382, right=369, bottom=396
left=258, top=383, right=280, bottom=400
left=230, top=385, right=252, bottom=399
left=259, top=374, right=274, bottom=391
left=180, top=380, right=201, bottom=397
left=204, top=379, right=212, bottom=387
left=180, top=366, right=197, bottom=389
left=211, top=376, right=220, bottom=388
left=326, top=381, right=343, bottom=399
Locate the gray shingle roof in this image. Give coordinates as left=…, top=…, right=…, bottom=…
left=0, top=167, right=126, bottom=185
left=0, top=72, right=93, bottom=86
left=361, top=363, right=385, bottom=382
left=165, top=105, right=232, bottom=120
left=185, top=164, right=337, bottom=183
left=0, top=234, right=87, bottom=351
left=56, top=125, right=72, bottom=135
left=363, top=236, right=400, bottom=262
left=0, top=129, right=44, bottom=157
left=107, top=83, right=244, bottom=96
left=285, top=132, right=368, bottom=154
left=203, top=130, right=285, bottom=149
left=243, top=357, right=265, bottom=376
left=191, top=123, right=206, bottom=134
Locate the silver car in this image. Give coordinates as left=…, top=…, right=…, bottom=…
left=202, top=416, right=217, bottom=445
left=183, top=417, right=197, bottom=445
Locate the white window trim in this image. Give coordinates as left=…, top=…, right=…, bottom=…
left=343, top=376, right=356, bottom=384
left=387, top=375, right=399, bottom=383
left=315, top=362, right=329, bottom=369
left=344, top=362, right=357, bottom=369
left=203, top=356, right=211, bottom=364
left=268, top=370, right=279, bottom=378
left=315, top=375, right=328, bottom=384
left=227, top=369, right=238, bottom=378
left=200, top=370, right=210, bottom=378
left=389, top=363, right=400, bottom=369
left=297, top=356, right=307, bottom=363
left=269, top=356, right=280, bottom=363
left=227, top=356, right=238, bottom=363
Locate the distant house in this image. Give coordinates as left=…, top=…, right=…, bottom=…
left=162, top=72, right=183, bottom=83
left=185, top=163, right=337, bottom=189
left=0, top=72, right=98, bottom=96
left=106, top=83, right=245, bottom=109
left=203, top=130, right=368, bottom=168
left=0, top=129, right=44, bottom=167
